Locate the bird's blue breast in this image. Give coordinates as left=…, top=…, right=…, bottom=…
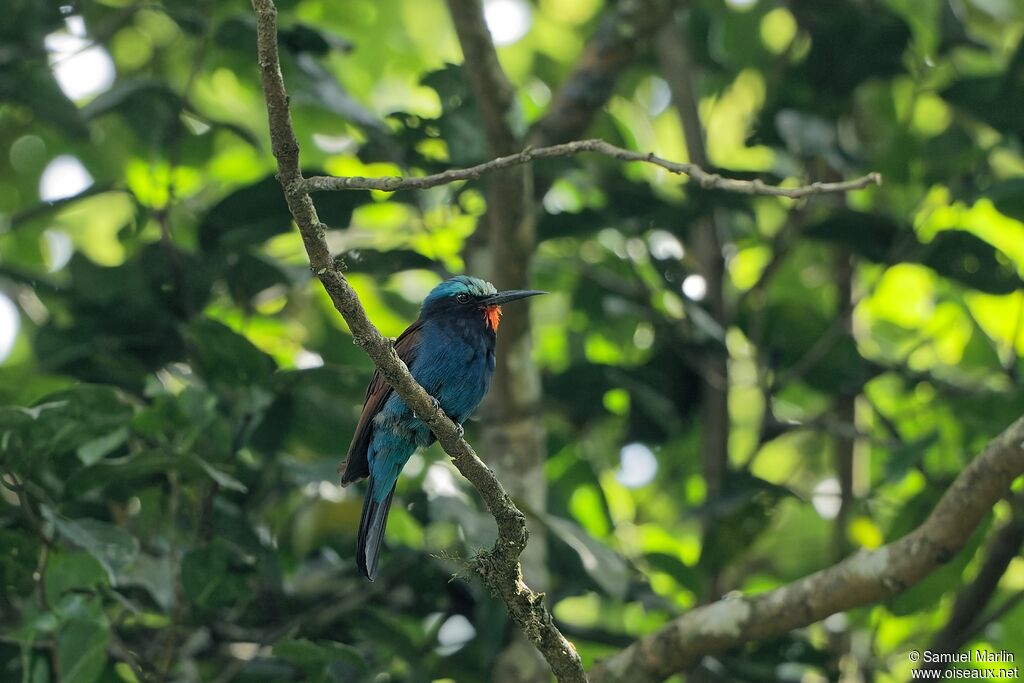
left=367, top=316, right=495, bottom=499
left=414, top=317, right=496, bottom=423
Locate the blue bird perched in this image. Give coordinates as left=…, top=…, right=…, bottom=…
left=339, top=276, right=545, bottom=580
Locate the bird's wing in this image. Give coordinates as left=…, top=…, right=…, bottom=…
left=339, top=318, right=425, bottom=485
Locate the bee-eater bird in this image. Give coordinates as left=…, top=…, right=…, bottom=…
left=339, top=276, right=545, bottom=580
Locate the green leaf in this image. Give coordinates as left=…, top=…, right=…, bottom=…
left=541, top=515, right=630, bottom=599
left=194, top=457, right=249, bottom=493
left=81, top=79, right=181, bottom=146
left=0, top=57, right=88, bottom=137
left=274, top=638, right=366, bottom=678
left=289, top=53, right=385, bottom=129
left=186, top=318, right=276, bottom=390
left=181, top=540, right=250, bottom=610
left=197, top=175, right=292, bottom=252
left=9, top=386, right=134, bottom=468
left=644, top=552, right=703, bottom=594
left=0, top=529, right=40, bottom=596
left=44, top=552, right=109, bottom=604
left=224, top=251, right=292, bottom=303
left=44, top=511, right=139, bottom=584
left=986, top=178, right=1024, bottom=222
left=420, top=64, right=492, bottom=165
left=943, top=75, right=1024, bottom=138
left=119, top=553, right=175, bottom=611
left=917, top=230, right=1022, bottom=294
left=197, top=175, right=370, bottom=252
left=802, top=211, right=907, bottom=263
left=75, top=427, right=129, bottom=466
left=56, top=617, right=109, bottom=683
left=341, top=248, right=437, bottom=274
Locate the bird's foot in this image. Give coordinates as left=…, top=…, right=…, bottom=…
left=413, top=395, right=442, bottom=420
left=453, top=422, right=465, bottom=439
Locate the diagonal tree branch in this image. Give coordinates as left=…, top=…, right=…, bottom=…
left=589, top=415, right=1024, bottom=683
left=300, top=139, right=882, bottom=197
left=249, top=2, right=585, bottom=681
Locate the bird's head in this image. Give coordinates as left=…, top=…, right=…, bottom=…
left=421, top=276, right=545, bottom=331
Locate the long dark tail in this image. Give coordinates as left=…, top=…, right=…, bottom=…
left=356, top=478, right=396, bottom=581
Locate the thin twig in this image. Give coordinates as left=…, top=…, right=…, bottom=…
left=301, top=138, right=882, bottom=197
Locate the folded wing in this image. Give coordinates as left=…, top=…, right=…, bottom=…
left=339, top=318, right=425, bottom=485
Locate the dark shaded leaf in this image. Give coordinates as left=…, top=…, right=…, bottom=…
left=186, top=318, right=276, bottom=390
left=45, top=552, right=109, bottom=604
left=0, top=57, right=87, bottom=137
left=918, top=231, right=1021, bottom=294
left=541, top=514, right=630, bottom=599
left=274, top=638, right=366, bottom=679
left=44, top=511, right=139, bottom=584
left=181, top=540, right=250, bottom=610
left=802, top=211, right=905, bottom=263
left=985, top=178, right=1024, bottom=223
left=82, top=79, right=181, bottom=146
left=224, top=250, right=292, bottom=303
left=341, top=248, right=437, bottom=274
left=198, top=175, right=371, bottom=251
left=57, top=617, right=109, bottom=683
left=644, top=552, right=703, bottom=594
left=943, top=75, right=1024, bottom=139
left=76, top=427, right=129, bottom=466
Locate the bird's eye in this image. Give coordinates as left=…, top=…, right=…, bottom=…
left=456, top=293, right=471, bottom=304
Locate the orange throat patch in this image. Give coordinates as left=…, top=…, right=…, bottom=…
left=484, top=305, right=502, bottom=331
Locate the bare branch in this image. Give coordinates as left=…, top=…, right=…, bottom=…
left=249, top=2, right=585, bottom=681
left=301, top=138, right=882, bottom=197
left=589, top=415, right=1024, bottom=683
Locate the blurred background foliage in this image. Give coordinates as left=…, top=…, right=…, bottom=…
left=1, top=0, right=1024, bottom=681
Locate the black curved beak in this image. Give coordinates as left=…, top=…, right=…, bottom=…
left=481, top=289, right=547, bottom=306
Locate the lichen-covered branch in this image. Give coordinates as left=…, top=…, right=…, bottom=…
left=249, top=1, right=585, bottom=681
left=301, top=139, right=882, bottom=197
left=589, top=415, right=1024, bottom=683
